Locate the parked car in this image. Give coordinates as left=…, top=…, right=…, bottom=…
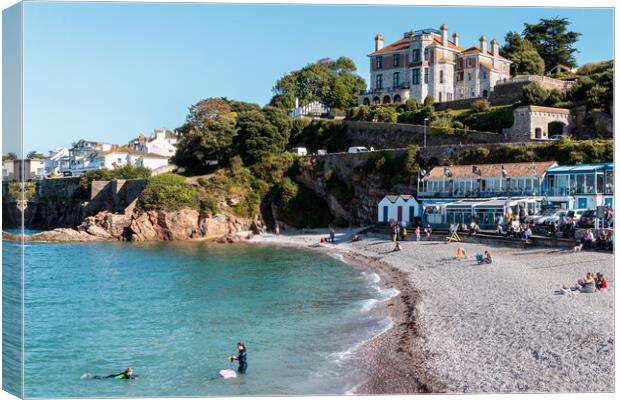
left=290, top=147, right=308, bottom=156
left=545, top=210, right=569, bottom=226
left=549, top=134, right=568, bottom=141
left=533, top=208, right=560, bottom=225
left=347, top=146, right=369, bottom=154
left=566, top=208, right=588, bottom=222
left=578, top=210, right=597, bottom=228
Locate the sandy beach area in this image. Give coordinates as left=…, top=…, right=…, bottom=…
left=250, top=229, right=614, bottom=394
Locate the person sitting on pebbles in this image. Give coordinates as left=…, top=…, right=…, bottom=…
left=393, top=241, right=403, bottom=251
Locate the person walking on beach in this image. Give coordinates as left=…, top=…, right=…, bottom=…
left=415, top=226, right=421, bottom=242
left=229, top=342, right=248, bottom=374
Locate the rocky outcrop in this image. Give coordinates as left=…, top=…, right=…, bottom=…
left=3, top=209, right=252, bottom=243
left=3, top=228, right=108, bottom=243
left=129, top=209, right=250, bottom=242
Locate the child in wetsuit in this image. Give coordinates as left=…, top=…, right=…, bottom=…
left=229, top=342, right=248, bottom=374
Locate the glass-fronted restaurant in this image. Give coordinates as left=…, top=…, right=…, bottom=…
left=542, top=163, right=614, bottom=209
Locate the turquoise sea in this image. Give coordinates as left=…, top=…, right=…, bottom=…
left=2, top=236, right=395, bottom=397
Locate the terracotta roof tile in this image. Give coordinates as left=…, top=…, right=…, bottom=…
left=370, top=37, right=410, bottom=55
left=527, top=106, right=571, bottom=114
left=423, top=161, right=557, bottom=180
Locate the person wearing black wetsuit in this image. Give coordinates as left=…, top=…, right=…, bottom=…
left=229, top=342, right=248, bottom=374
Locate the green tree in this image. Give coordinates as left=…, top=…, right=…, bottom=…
left=521, top=82, right=549, bottom=105
left=26, top=151, right=45, bottom=159
left=173, top=98, right=239, bottom=174
left=500, top=32, right=545, bottom=75
left=270, top=57, right=366, bottom=110
left=522, top=17, right=581, bottom=71
left=2, top=152, right=17, bottom=161
left=235, top=109, right=290, bottom=165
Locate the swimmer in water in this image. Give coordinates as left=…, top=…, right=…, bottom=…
left=228, top=342, right=248, bottom=374
left=93, top=368, right=135, bottom=380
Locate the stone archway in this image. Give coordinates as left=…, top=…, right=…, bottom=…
left=382, top=95, right=391, bottom=104
left=502, top=105, right=574, bottom=142
left=362, top=98, right=370, bottom=106
left=548, top=121, right=566, bottom=137
left=372, top=96, right=381, bottom=105
left=393, top=94, right=402, bottom=104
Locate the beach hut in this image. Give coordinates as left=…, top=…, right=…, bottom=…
left=377, top=195, right=420, bottom=225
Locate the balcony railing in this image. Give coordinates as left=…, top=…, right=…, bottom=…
left=359, top=83, right=411, bottom=95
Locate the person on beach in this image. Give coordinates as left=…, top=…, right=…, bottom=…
left=229, top=342, right=248, bottom=374
left=425, top=225, right=432, bottom=240
left=329, top=227, right=336, bottom=243
left=402, top=226, right=408, bottom=240
left=595, top=273, right=608, bottom=290
left=482, top=251, right=492, bottom=264
left=577, top=272, right=596, bottom=293
left=415, top=226, right=421, bottom=242
left=393, top=241, right=403, bottom=251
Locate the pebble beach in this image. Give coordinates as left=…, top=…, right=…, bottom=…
left=251, top=230, right=614, bottom=394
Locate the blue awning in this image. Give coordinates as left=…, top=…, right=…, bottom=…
left=546, top=163, right=613, bottom=174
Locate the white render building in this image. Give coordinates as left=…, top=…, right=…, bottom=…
left=129, top=129, right=178, bottom=157
left=359, top=24, right=512, bottom=106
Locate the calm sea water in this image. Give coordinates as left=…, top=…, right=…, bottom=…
left=3, top=238, right=394, bottom=398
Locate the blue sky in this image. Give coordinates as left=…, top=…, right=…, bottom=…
left=19, top=2, right=614, bottom=154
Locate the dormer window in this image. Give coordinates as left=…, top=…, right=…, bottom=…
left=376, top=56, right=383, bottom=69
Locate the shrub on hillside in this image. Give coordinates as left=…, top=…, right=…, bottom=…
left=471, top=99, right=491, bottom=113
left=138, top=173, right=199, bottom=212
left=521, top=82, right=549, bottom=105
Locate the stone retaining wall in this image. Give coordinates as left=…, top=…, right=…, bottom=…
left=343, top=120, right=504, bottom=149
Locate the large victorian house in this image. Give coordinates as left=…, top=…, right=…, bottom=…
left=359, top=24, right=512, bottom=106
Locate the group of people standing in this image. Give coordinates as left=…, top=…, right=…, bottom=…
left=389, top=220, right=432, bottom=242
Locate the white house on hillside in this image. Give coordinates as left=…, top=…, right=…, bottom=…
left=129, top=129, right=178, bottom=157
left=44, top=147, right=70, bottom=176
left=378, top=195, right=421, bottom=225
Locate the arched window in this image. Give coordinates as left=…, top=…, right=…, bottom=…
left=393, top=95, right=402, bottom=104
left=372, top=96, right=380, bottom=105
left=362, top=98, right=370, bottom=106
left=382, top=96, right=391, bottom=104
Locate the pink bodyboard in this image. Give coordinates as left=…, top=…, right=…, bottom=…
left=219, top=369, right=237, bottom=379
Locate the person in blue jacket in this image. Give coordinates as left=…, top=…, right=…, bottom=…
left=228, top=342, right=248, bottom=374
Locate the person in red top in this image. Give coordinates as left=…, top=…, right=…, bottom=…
left=596, top=273, right=608, bottom=290
left=600, top=274, right=608, bottom=289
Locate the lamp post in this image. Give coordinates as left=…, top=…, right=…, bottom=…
left=423, top=118, right=429, bottom=148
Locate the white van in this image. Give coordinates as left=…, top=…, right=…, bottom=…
left=348, top=146, right=369, bottom=154
left=291, top=147, right=308, bottom=156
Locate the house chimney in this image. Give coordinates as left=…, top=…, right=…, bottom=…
left=491, top=38, right=499, bottom=57
left=375, top=34, right=384, bottom=51
left=440, top=24, right=448, bottom=46
left=479, top=35, right=487, bottom=53
left=452, top=32, right=459, bottom=47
